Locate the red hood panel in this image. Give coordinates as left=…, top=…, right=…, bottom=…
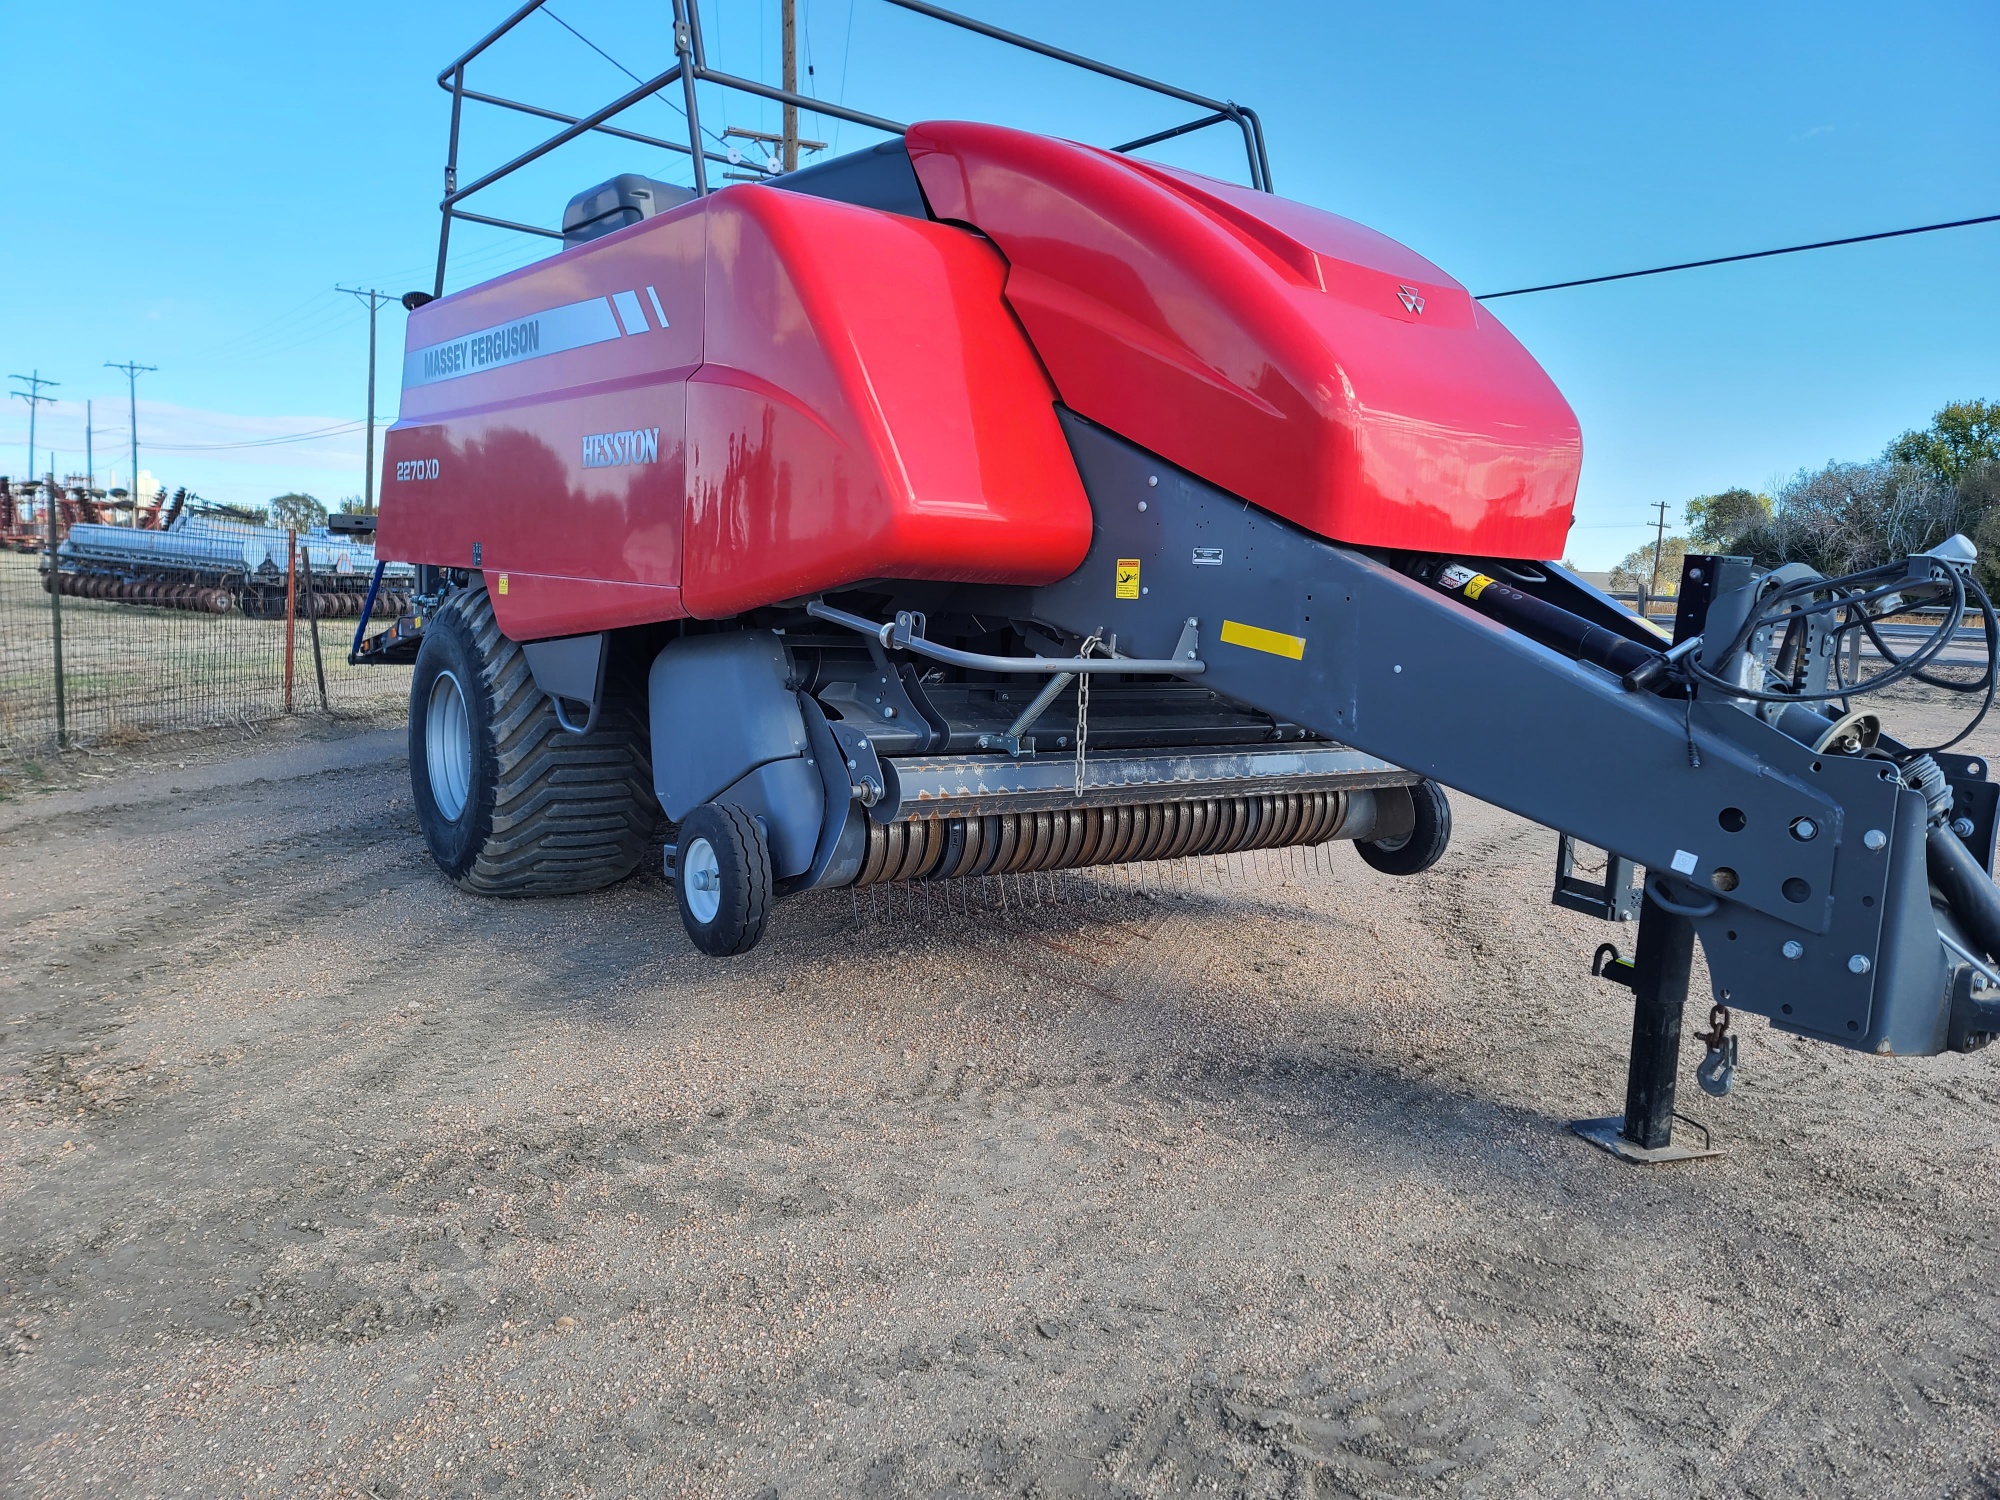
left=907, top=121, right=1580, bottom=560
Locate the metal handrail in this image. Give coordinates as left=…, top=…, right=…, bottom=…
left=881, top=0, right=1271, bottom=191
left=427, top=0, right=1274, bottom=296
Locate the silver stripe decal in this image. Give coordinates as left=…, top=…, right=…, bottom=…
left=611, top=289, right=648, bottom=333
left=402, top=296, right=622, bottom=387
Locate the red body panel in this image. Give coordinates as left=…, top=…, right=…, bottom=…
left=379, top=121, right=1583, bottom=642
left=906, top=122, right=1581, bottom=560
left=379, top=181, right=1089, bottom=636
left=684, top=187, right=1090, bottom=618
left=380, top=205, right=706, bottom=638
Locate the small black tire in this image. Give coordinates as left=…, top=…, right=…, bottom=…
left=674, top=803, right=774, bottom=956
left=1355, top=779, right=1452, bottom=877
left=409, top=579, right=658, bottom=895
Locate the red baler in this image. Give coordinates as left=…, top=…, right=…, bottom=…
left=356, top=1, right=2000, bottom=1160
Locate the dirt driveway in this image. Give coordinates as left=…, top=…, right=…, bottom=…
left=3, top=697, right=1999, bottom=1499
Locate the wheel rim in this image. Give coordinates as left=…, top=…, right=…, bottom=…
left=425, top=669, right=473, bottom=821
left=682, top=836, right=722, bottom=924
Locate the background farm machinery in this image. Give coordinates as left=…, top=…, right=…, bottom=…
left=43, top=511, right=413, bottom=618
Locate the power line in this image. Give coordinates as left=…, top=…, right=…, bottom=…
left=1478, top=212, right=2000, bottom=300
left=540, top=4, right=734, bottom=156
left=146, top=420, right=368, bottom=452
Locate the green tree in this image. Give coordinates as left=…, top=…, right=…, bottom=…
left=1962, top=461, right=2000, bottom=599
left=269, top=492, right=327, bottom=530
left=1733, top=459, right=1972, bottom=577
left=1609, top=535, right=1689, bottom=598
left=1886, top=399, right=2000, bottom=482
left=1685, top=487, right=1773, bottom=551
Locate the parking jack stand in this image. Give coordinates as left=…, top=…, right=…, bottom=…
left=1572, top=888, right=1722, bottom=1163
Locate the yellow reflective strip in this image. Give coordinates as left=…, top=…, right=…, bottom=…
left=1219, top=619, right=1306, bottom=660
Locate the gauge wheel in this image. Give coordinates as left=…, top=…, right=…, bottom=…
left=674, top=802, right=774, bottom=957
left=1355, top=779, right=1452, bottom=877
left=409, top=578, right=658, bottom=895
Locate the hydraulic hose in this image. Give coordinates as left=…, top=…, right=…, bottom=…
left=1928, top=823, right=2000, bottom=967
left=1429, top=564, right=1661, bottom=680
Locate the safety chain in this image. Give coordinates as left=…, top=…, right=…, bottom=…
left=1075, top=630, right=1104, bottom=796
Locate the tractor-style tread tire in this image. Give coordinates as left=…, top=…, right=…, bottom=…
left=410, top=579, right=659, bottom=896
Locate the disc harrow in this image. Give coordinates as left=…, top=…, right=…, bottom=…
left=43, top=570, right=409, bottom=618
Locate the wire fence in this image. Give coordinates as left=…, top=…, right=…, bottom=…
left=0, top=502, right=411, bottom=754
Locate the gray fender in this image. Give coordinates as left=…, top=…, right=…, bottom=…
left=650, top=632, right=825, bottom=879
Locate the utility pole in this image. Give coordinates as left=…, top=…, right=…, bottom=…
left=10, top=371, right=58, bottom=502
left=105, top=360, right=156, bottom=527
left=781, top=0, right=798, bottom=171
left=335, top=286, right=395, bottom=512
left=1646, top=499, right=1671, bottom=615
left=11, top=373, right=64, bottom=748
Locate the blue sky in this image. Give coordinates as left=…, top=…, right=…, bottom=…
left=4, top=0, right=1994, bottom=565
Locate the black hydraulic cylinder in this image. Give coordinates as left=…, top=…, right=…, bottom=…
left=1621, top=887, right=1696, bottom=1150
left=1928, top=821, right=2000, bottom=964
left=1431, top=565, right=1660, bottom=681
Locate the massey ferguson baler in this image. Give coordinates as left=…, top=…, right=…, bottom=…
left=355, top=0, right=2000, bottom=1162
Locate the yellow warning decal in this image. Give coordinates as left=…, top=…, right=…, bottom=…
left=497, top=574, right=510, bottom=595
left=1219, top=619, right=1306, bottom=660
left=1114, top=559, right=1141, bottom=599
left=1462, top=573, right=1495, bottom=600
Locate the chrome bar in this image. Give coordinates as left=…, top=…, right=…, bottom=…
left=443, top=63, right=685, bottom=208
left=690, top=67, right=908, bottom=136
left=886, top=744, right=1418, bottom=819
left=436, top=0, right=549, bottom=84
left=449, top=209, right=565, bottom=240
left=1113, top=112, right=1230, bottom=155
left=806, top=601, right=1205, bottom=676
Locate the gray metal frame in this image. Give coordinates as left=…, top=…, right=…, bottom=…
left=428, top=0, right=1274, bottom=296
left=1018, top=410, right=1957, bottom=1058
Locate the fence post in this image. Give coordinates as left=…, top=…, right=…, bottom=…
left=284, top=529, right=297, bottom=715
left=300, top=544, right=329, bottom=712
left=43, top=477, right=67, bottom=749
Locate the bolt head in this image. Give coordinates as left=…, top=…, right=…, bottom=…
left=1862, top=828, right=1887, bottom=851
left=1791, top=818, right=1818, bottom=841
left=1147, top=475, right=1158, bottom=488
left=1137, top=500, right=1148, bottom=512
left=1782, top=940, right=1804, bottom=960
left=880, top=705, right=897, bottom=719
left=1848, top=954, right=1871, bottom=975
left=1953, top=817, right=1976, bottom=838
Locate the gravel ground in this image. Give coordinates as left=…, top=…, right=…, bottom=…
left=4, top=691, right=1999, bottom=1499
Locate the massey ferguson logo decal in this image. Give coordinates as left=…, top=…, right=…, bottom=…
left=1396, top=285, right=1426, bottom=314
left=581, top=427, right=660, bottom=468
